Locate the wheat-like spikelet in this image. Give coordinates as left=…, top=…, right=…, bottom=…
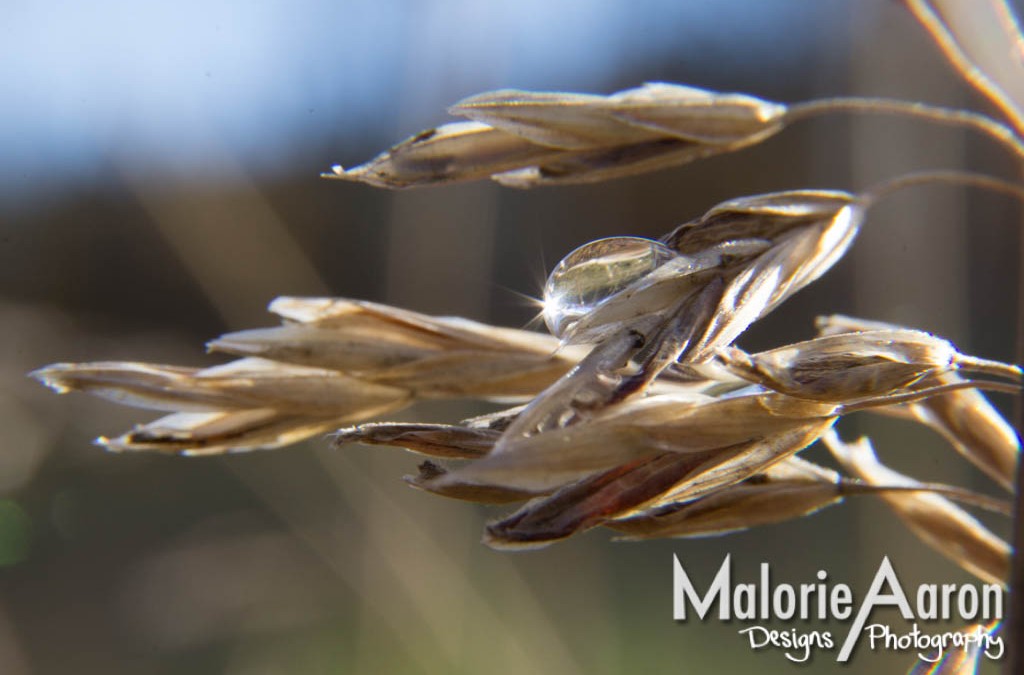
left=29, top=2, right=1024, bottom=672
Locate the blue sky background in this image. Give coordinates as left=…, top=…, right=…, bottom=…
left=2, top=1, right=845, bottom=203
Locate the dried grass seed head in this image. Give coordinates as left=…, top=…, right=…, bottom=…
left=34, top=297, right=584, bottom=454
left=328, top=83, right=788, bottom=188
left=31, top=358, right=412, bottom=417
left=713, top=329, right=965, bottom=401
left=607, top=456, right=846, bottom=540
left=817, top=313, right=1020, bottom=492
left=482, top=421, right=834, bottom=550
left=101, top=409, right=351, bottom=456
left=522, top=189, right=863, bottom=444
left=211, top=297, right=577, bottom=399
left=441, top=391, right=840, bottom=493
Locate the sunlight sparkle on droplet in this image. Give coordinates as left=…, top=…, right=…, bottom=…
left=542, top=237, right=675, bottom=338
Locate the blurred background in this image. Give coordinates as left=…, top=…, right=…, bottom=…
left=1, top=0, right=1020, bottom=672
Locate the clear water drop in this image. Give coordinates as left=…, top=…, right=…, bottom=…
left=542, top=236, right=676, bottom=338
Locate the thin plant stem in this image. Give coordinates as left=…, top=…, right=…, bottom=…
left=904, top=0, right=1024, bottom=138
left=894, top=3, right=1024, bottom=670
left=956, top=355, right=1023, bottom=382
left=859, top=169, right=1024, bottom=207
left=837, top=379, right=1020, bottom=414
left=837, top=482, right=1012, bottom=516
left=785, top=97, right=1024, bottom=164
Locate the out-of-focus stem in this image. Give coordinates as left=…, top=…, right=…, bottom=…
left=1009, top=174, right=1024, bottom=675
left=905, top=0, right=1024, bottom=138
left=895, top=2, right=1024, bottom=668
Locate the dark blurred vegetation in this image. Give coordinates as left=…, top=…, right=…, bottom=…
left=0, top=1, right=1019, bottom=673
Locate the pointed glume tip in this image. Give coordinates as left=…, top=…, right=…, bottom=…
left=320, top=166, right=347, bottom=179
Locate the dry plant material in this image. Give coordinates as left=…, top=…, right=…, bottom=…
left=29, top=13, right=1024, bottom=646
left=211, top=297, right=577, bottom=399
left=404, top=461, right=543, bottom=505
left=467, top=380, right=1011, bottom=548
left=327, top=79, right=1024, bottom=189
left=609, top=456, right=1009, bottom=541
left=606, top=456, right=850, bottom=539
left=547, top=190, right=860, bottom=347
left=482, top=423, right=835, bottom=549
left=906, top=385, right=1019, bottom=492
left=31, top=359, right=410, bottom=455
left=445, top=392, right=841, bottom=493
left=817, top=314, right=1020, bottom=492
left=99, top=410, right=352, bottom=456
left=32, top=358, right=410, bottom=415
left=32, top=298, right=580, bottom=453
left=715, top=328, right=1020, bottom=402
left=334, top=422, right=499, bottom=460
left=906, top=0, right=1024, bottom=137
left=326, top=83, right=787, bottom=188
left=825, top=430, right=1010, bottom=588
left=492, top=189, right=866, bottom=454
left=32, top=195, right=1019, bottom=544
left=899, top=5, right=1024, bottom=668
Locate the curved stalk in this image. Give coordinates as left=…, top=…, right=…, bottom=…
left=785, top=97, right=1024, bottom=164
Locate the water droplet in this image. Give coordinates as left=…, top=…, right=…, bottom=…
left=542, top=237, right=676, bottom=337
